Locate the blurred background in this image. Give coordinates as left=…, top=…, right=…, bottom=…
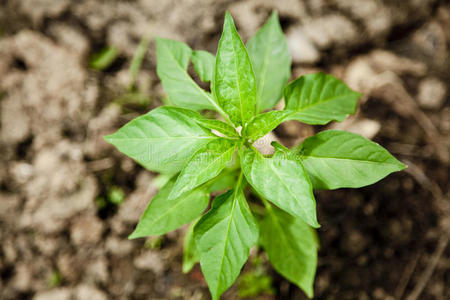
left=0, top=0, right=449, bottom=299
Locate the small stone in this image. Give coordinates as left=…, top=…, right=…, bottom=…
left=105, top=236, right=134, bottom=256
left=133, top=251, right=165, bottom=275
left=291, top=67, right=323, bottom=78
left=70, top=215, right=104, bottom=246
left=34, top=235, right=60, bottom=256
left=109, top=218, right=128, bottom=236
left=10, top=162, right=34, bottom=185
left=85, top=256, right=109, bottom=284
left=229, top=0, right=308, bottom=38
left=48, top=23, right=90, bottom=57
left=74, top=284, right=108, bottom=300
left=302, top=14, right=360, bottom=49
left=286, top=27, right=321, bottom=64
left=278, top=120, right=314, bottom=139
left=20, top=176, right=98, bottom=234
left=417, top=77, right=447, bottom=110
left=84, top=104, right=121, bottom=159
left=368, top=50, right=427, bottom=76
left=57, top=254, right=83, bottom=282
left=330, top=118, right=381, bottom=139
left=340, top=230, right=368, bottom=255
left=18, top=0, right=70, bottom=26
left=372, top=287, right=394, bottom=300
left=411, top=22, right=447, bottom=69
left=0, top=98, right=30, bottom=146
left=344, top=57, right=377, bottom=93
left=2, top=238, right=18, bottom=263
left=228, top=1, right=265, bottom=38
left=437, top=5, right=450, bottom=42
left=0, top=194, right=21, bottom=222
left=116, top=177, right=157, bottom=224
left=11, top=263, right=32, bottom=292
left=331, top=0, right=392, bottom=39
left=33, top=288, right=72, bottom=300
left=253, top=131, right=279, bottom=155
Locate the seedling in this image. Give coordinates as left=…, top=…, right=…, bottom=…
left=89, top=46, right=119, bottom=71
left=105, top=12, right=405, bottom=299
left=47, top=270, right=62, bottom=288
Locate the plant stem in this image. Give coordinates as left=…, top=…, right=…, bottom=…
left=259, top=195, right=273, bottom=212
left=249, top=202, right=266, bottom=216
left=235, top=170, right=244, bottom=191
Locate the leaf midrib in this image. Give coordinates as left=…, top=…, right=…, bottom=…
left=193, top=146, right=236, bottom=184
left=302, top=155, right=400, bottom=167
left=255, top=20, right=273, bottom=112
left=106, top=136, right=216, bottom=142
left=174, top=145, right=236, bottom=199
left=264, top=154, right=312, bottom=223
left=146, top=189, right=206, bottom=234
left=214, top=176, right=243, bottom=298
left=266, top=210, right=299, bottom=276
left=162, top=42, right=223, bottom=113
left=216, top=200, right=236, bottom=297
left=228, top=24, right=245, bottom=125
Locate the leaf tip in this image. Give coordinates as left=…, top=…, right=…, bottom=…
left=127, top=231, right=140, bottom=240
left=304, top=287, right=314, bottom=299
left=181, top=265, right=191, bottom=274
left=397, top=161, right=407, bottom=171
left=311, top=220, right=321, bottom=229
left=223, top=11, right=235, bottom=27
left=270, top=10, right=279, bottom=19
left=103, top=133, right=115, bottom=144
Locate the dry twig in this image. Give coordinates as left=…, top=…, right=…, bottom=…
left=405, top=234, right=449, bottom=300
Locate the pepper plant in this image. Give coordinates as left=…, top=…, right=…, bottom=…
left=105, top=12, right=405, bottom=299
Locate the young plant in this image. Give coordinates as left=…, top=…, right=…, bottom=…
left=105, top=12, right=405, bottom=299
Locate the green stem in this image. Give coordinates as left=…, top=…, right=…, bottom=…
left=249, top=185, right=273, bottom=212
left=235, top=170, right=244, bottom=192
left=249, top=202, right=266, bottom=216
left=259, top=195, right=272, bottom=211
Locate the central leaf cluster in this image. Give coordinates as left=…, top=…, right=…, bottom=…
left=105, top=11, right=405, bottom=300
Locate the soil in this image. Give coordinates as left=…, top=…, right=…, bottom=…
left=0, top=1, right=449, bottom=299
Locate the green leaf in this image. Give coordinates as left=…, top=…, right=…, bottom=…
left=90, top=46, right=118, bottom=71
left=284, top=73, right=361, bottom=125
left=129, top=179, right=209, bottom=238
left=192, top=50, right=215, bottom=82
left=182, top=219, right=200, bottom=273
left=104, top=106, right=218, bottom=174
left=297, top=130, right=406, bottom=189
left=259, top=205, right=318, bottom=298
left=208, top=170, right=239, bottom=192
left=169, top=139, right=237, bottom=199
left=214, top=12, right=257, bottom=126
left=156, top=38, right=218, bottom=111
left=192, top=118, right=239, bottom=138
left=240, top=147, right=319, bottom=228
left=247, top=11, right=291, bottom=112
left=243, top=110, right=292, bottom=142
left=194, top=186, right=259, bottom=300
